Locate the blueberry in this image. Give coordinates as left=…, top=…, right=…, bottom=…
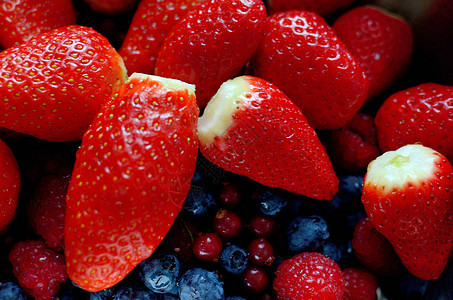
left=183, top=185, right=217, bottom=218
left=255, top=189, right=288, bottom=215
left=0, top=282, right=27, bottom=300
left=337, top=175, right=363, bottom=207
left=321, top=241, right=355, bottom=268
left=90, top=287, right=117, bottom=300
left=139, top=253, right=180, bottom=295
left=226, top=297, right=247, bottom=300
left=178, top=268, right=224, bottom=300
left=112, top=285, right=158, bottom=300
left=286, top=215, right=329, bottom=252
left=219, top=245, right=249, bottom=275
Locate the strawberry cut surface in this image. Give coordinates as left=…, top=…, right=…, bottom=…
left=198, top=75, right=339, bottom=200
left=65, top=73, right=199, bottom=292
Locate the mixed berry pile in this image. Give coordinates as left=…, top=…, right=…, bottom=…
left=0, top=0, right=452, bottom=299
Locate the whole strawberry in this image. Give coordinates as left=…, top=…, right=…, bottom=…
left=198, top=75, right=339, bottom=200
left=0, top=0, right=76, bottom=49
left=9, top=240, right=68, bottom=300
left=0, top=25, right=127, bottom=142
left=375, top=83, right=453, bottom=162
left=0, top=139, right=20, bottom=233
left=267, top=0, right=354, bottom=18
left=65, top=73, right=199, bottom=292
left=155, top=0, right=267, bottom=108
left=119, top=0, right=204, bottom=75
left=251, top=10, right=369, bottom=129
left=342, top=267, right=378, bottom=300
left=362, top=144, right=453, bottom=280
left=333, top=5, right=413, bottom=99
left=273, top=252, right=345, bottom=299
left=28, top=173, right=71, bottom=251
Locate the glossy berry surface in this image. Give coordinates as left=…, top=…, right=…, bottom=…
left=178, top=268, right=224, bottom=300
left=248, top=215, right=277, bottom=238
left=192, top=233, right=223, bottom=262
left=219, top=245, right=249, bottom=275
left=243, top=266, right=269, bottom=294
left=247, top=238, right=274, bottom=266
left=213, top=209, right=242, bottom=239
left=139, top=253, right=181, bottom=294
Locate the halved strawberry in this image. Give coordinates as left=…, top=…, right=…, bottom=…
left=198, top=75, right=339, bottom=200
left=362, top=144, right=453, bottom=280
left=0, top=0, right=76, bottom=49
left=65, top=73, right=199, bottom=292
left=0, top=25, right=127, bottom=142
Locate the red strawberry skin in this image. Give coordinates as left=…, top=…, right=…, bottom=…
left=375, top=83, right=453, bottom=162
left=273, top=252, right=345, bottom=300
left=251, top=10, right=369, bottom=129
left=333, top=5, right=413, bottom=99
left=198, top=75, right=339, bottom=200
left=351, top=217, right=401, bottom=275
left=119, top=0, right=204, bottom=75
left=65, top=74, right=199, bottom=292
left=362, top=144, right=453, bottom=280
left=0, top=138, right=20, bottom=233
left=267, top=0, right=354, bottom=17
left=0, top=0, right=76, bottom=49
left=0, top=25, right=127, bottom=142
left=155, top=0, right=267, bottom=108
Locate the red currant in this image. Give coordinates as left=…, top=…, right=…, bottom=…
left=247, top=238, right=274, bottom=266
left=243, top=266, right=269, bottom=294
left=249, top=215, right=276, bottom=238
left=213, top=209, right=242, bottom=239
left=219, top=182, right=241, bottom=207
left=192, top=233, right=223, bottom=262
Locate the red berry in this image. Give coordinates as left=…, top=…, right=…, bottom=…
left=0, top=139, right=20, bottom=233
left=243, top=266, right=269, bottom=294
left=219, top=182, right=241, bottom=207
left=273, top=252, right=345, bottom=300
left=247, top=238, right=274, bottom=266
left=192, top=233, right=223, bottom=263
left=9, top=240, right=68, bottom=300
left=249, top=215, right=277, bottom=238
left=343, top=267, right=378, bottom=300
left=213, top=209, right=242, bottom=239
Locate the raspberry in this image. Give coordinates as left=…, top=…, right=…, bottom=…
left=9, top=240, right=68, bottom=300
left=343, top=267, right=378, bottom=300
left=273, top=252, right=345, bottom=300
left=28, top=174, right=71, bottom=251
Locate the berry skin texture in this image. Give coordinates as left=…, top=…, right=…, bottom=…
left=0, top=138, right=20, bottom=233
left=375, top=83, right=453, bottom=162
left=28, top=173, right=70, bottom=251
left=155, top=0, right=267, bottom=108
left=342, top=267, right=378, bottom=300
left=0, top=25, right=127, bottom=142
left=352, top=217, right=401, bottom=275
left=273, top=252, right=345, bottom=300
left=9, top=240, right=68, bottom=300
left=333, top=5, right=413, bottom=99
left=139, top=253, right=181, bottom=294
left=178, top=268, right=224, bottom=300
left=267, top=0, right=355, bottom=18
left=192, top=232, right=223, bottom=262
left=119, top=0, right=204, bottom=75
left=213, top=209, right=242, bottom=239
left=0, top=282, right=27, bottom=300
left=198, top=75, right=339, bottom=200
left=251, top=10, right=369, bottom=129
left=329, top=112, right=380, bottom=172
left=361, top=144, right=453, bottom=280
left=64, top=74, right=199, bottom=292
left=0, top=0, right=76, bottom=49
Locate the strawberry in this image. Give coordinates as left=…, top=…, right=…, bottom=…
left=361, top=144, right=453, bottom=280
left=251, top=10, right=369, bottom=129
left=119, top=0, right=204, bottom=75
left=273, top=252, right=345, bottom=299
left=0, top=25, right=127, bottom=142
left=329, top=112, right=380, bottom=172
left=0, top=138, right=20, bottom=233
left=333, top=5, right=413, bottom=99
left=267, top=0, right=355, bottom=18
left=65, top=73, right=199, bottom=292
left=155, top=0, right=267, bottom=108
left=198, top=75, right=339, bottom=200
left=342, top=267, right=378, bottom=300
left=351, top=217, right=401, bottom=275
left=28, top=173, right=71, bottom=251
left=0, top=0, right=76, bottom=49
left=82, top=0, right=139, bottom=14
left=375, top=83, right=453, bottom=162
